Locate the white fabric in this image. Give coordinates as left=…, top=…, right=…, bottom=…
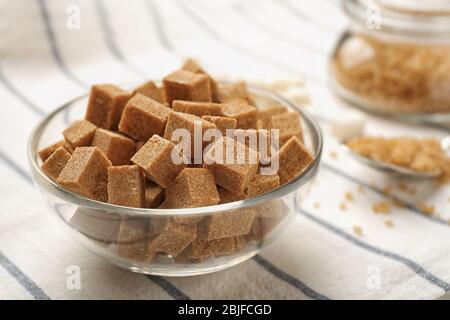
left=0, top=0, right=449, bottom=300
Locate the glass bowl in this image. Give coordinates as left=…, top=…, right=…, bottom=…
left=27, top=84, right=323, bottom=277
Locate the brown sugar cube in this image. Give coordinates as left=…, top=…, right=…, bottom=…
left=245, top=215, right=284, bottom=242
left=132, top=81, right=164, bottom=103
left=244, top=173, right=280, bottom=198
left=131, top=135, right=186, bottom=188
left=253, top=199, right=289, bottom=218
left=38, top=140, right=65, bottom=162
left=202, top=116, right=237, bottom=136
left=145, top=182, right=164, bottom=208
left=91, top=128, right=136, bottom=166
left=276, top=136, right=314, bottom=185
left=159, top=201, right=204, bottom=225
left=163, top=168, right=220, bottom=209
left=235, top=236, right=246, bottom=251
left=172, top=100, right=222, bottom=117
left=257, top=104, right=288, bottom=129
left=271, top=112, right=304, bottom=145
left=85, top=84, right=131, bottom=130
left=181, top=58, right=207, bottom=74
left=214, top=82, right=249, bottom=103
left=245, top=201, right=288, bottom=241
left=135, top=141, right=145, bottom=152
left=57, top=147, right=112, bottom=201
left=181, top=58, right=218, bottom=95
left=159, top=199, right=204, bottom=224
left=135, top=141, right=145, bottom=153
left=163, top=112, right=216, bottom=159
left=163, top=70, right=212, bottom=104
left=63, top=120, right=97, bottom=148
left=200, top=207, right=255, bottom=240
left=218, top=187, right=245, bottom=204
left=63, top=140, right=74, bottom=153
left=147, top=220, right=197, bottom=257
left=118, top=93, right=172, bottom=141
left=107, top=165, right=145, bottom=208
left=203, top=136, right=259, bottom=194
left=116, top=219, right=156, bottom=262
left=186, top=235, right=236, bottom=260
left=41, top=147, right=71, bottom=181
left=69, top=208, right=121, bottom=244
left=221, top=101, right=257, bottom=129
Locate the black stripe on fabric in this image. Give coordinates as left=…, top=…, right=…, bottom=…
left=0, top=251, right=51, bottom=300
left=253, top=255, right=330, bottom=300
left=0, top=67, right=46, bottom=116
left=322, top=163, right=450, bottom=227
left=145, top=0, right=177, bottom=53
left=295, top=205, right=450, bottom=292
left=37, top=0, right=87, bottom=89
left=147, top=276, right=191, bottom=300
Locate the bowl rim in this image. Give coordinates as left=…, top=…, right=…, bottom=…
left=27, top=83, right=323, bottom=217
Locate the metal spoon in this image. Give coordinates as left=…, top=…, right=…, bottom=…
left=342, top=136, right=450, bottom=179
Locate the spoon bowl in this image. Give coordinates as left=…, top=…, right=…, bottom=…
left=342, top=135, right=450, bottom=179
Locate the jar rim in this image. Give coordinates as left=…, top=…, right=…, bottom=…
left=343, top=0, right=450, bottom=40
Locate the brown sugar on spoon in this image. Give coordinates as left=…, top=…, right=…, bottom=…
left=346, top=136, right=450, bottom=182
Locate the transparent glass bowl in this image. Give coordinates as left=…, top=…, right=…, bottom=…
left=27, top=85, right=323, bottom=277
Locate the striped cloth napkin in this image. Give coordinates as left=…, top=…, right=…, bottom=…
left=1, top=0, right=449, bottom=300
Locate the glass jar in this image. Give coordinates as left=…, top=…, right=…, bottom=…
left=330, top=0, right=450, bottom=125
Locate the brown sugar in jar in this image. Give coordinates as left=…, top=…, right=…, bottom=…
left=330, top=0, right=450, bottom=119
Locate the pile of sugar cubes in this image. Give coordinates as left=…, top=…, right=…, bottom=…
left=38, top=59, right=314, bottom=262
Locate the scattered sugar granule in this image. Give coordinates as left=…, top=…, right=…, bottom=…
left=353, top=226, right=363, bottom=236
left=345, top=192, right=354, bottom=202
left=384, top=219, right=395, bottom=228
left=358, top=185, right=365, bottom=194
left=397, top=181, right=407, bottom=190
left=339, top=202, right=347, bottom=211
left=407, top=187, right=417, bottom=196
left=382, top=186, right=393, bottom=196
left=373, top=201, right=391, bottom=214
left=392, top=199, right=406, bottom=209
left=417, top=202, right=435, bottom=215
left=330, top=151, right=339, bottom=160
